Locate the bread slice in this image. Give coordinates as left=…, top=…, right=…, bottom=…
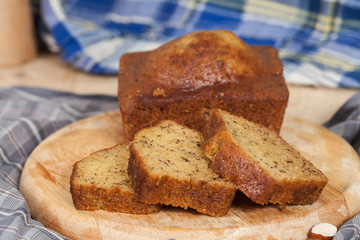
left=128, top=120, right=236, bottom=217
left=70, top=143, right=161, bottom=214
left=203, top=109, right=328, bottom=207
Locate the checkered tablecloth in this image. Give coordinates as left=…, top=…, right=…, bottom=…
left=0, top=87, right=117, bottom=239
left=0, top=86, right=359, bottom=239
left=35, top=0, right=360, bottom=88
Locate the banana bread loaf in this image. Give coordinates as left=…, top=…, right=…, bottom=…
left=128, top=120, right=236, bottom=217
left=70, top=143, right=161, bottom=214
left=203, top=109, right=328, bottom=207
left=118, top=30, right=289, bottom=140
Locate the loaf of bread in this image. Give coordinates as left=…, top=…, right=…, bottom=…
left=203, top=109, right=328, bottom=207
left=118, top=30, right=289, bottom=140
left=70, top=143, right=161, bottom=214
left=128, top=120, right=236, bottom=217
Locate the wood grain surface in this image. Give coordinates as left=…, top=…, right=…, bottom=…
left=20, top=111, right=360, bottom=240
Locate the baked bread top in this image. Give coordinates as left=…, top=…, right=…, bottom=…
left=140, top=30, right=278, bottom=90
left=118, top=30, right=287, bottom=99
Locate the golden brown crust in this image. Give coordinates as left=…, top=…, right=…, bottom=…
left=70, top=181, right=160, bottom=214
left=139, top=30, right=265, bottom=90
left=118, top=30, right=289, bottom=140
left=127, top=121, right=236, bottom=217
left=210, top=139, right=277, bottom=204
left=70, top=146, right=161, bottom=214
left=204, top=109, right=328, bottom=207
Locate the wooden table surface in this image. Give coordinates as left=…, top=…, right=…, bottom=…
left=0, top=53, right=358, bottom=125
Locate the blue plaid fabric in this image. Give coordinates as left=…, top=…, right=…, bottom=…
left=38, top=0, right=360, bottom=88
left=0, top=87, right=118, bottom=240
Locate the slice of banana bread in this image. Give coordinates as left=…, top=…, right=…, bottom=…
left=70, top=143, right=160, bottom=214
left=128, top=120, right=236, bottom=217
left=203, top=109, right=328, bottom=207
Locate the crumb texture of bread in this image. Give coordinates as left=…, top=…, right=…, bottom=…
left=128, top=120, right=236, bottom=217
left=203, top=109, right=328, bottom=207
left=70, top=143, right=160, bottom=214
left=118, top=30, right=289, bottom=140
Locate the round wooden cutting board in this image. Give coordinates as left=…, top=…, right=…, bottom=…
left=20, top=111, right=360, bottom=240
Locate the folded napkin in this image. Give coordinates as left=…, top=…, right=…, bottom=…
left=36, top=0, right=360, bottom=88
left=0, top=86, right=359, bottom=239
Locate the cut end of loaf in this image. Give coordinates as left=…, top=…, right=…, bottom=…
left=131, top=120, right=224, bottom=181
left=72, top=144, right=131, bottom=190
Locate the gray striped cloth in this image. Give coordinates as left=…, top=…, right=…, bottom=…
left=0, top=87, right=359, bottom=239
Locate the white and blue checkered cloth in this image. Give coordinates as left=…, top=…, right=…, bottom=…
left=36, top=0, right=360, bottom=88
